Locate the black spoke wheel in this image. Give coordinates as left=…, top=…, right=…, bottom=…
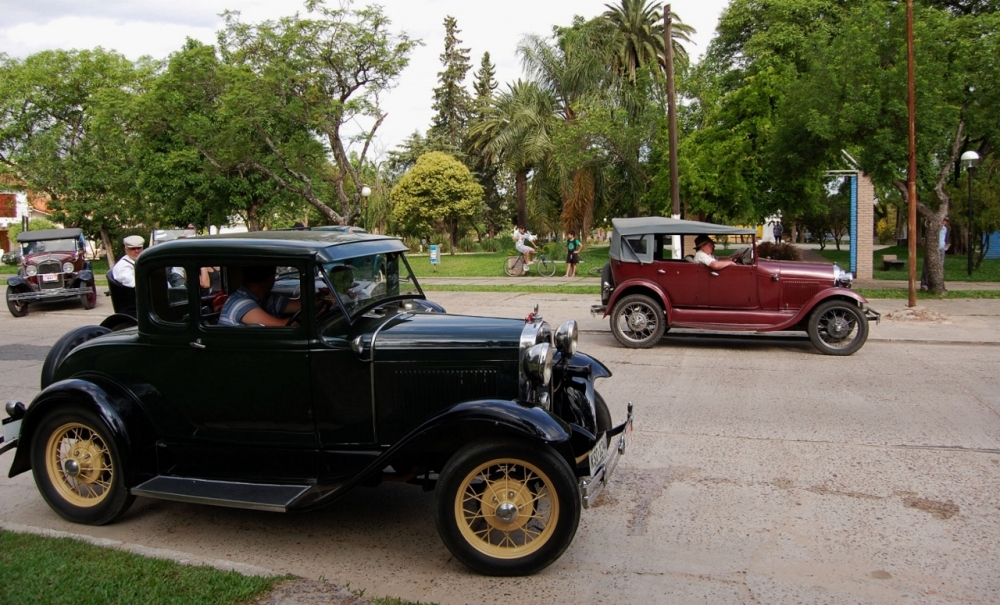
left=503, top=256, right=524, bottom=277
left=30, top=407, right=134, bottom=525
left=6, top=285, right=28, bottom=317
left=536, top=255, right=557, bottom=277
left=610, top=293, right=665, bottom=348
left=435, top=440, right=581, bottom=576
left=807, top=299, right=869, bottom=356
left=80, top=282, right=98, bottom=310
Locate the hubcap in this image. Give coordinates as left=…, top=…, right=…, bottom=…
left=627, top=310, right=648, bottom=331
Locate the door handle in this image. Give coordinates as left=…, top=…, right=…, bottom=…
left=657, top=269, right=666, bottom=274
left=771, top=274, right=779, bottom=281
left=189, top=339, right=206, bottom=349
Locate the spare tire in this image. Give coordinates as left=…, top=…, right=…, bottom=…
left=40, top=326, right=111, bottom=389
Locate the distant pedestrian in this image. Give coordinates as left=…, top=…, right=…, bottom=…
left=565, top=230, right=583, bottom=277
left=920, top=217, right=949, bottom=291
left=773, top=221, right=784, bottom=243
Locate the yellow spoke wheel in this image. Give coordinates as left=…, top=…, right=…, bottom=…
left=45, top=422, right=114, bottom=507
left=455, top=459, right=559, bottom=559
left=31, top=408, right=135, bottom=525
left=436, top=440, right=581, bottom=576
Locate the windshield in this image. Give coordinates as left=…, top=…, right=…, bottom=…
left=21, top=238, right=78, bottom=255
left=321, top=252, right=421, bottom=318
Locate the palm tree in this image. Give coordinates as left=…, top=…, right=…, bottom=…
left=603, top=0, right=695, bottom=82
left=518, top=23, right=613, bottom=233
left=469, top=80, right=556, bottom=228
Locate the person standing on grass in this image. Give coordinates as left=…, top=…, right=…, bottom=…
left=773, top=221, right=784, bottom=244
left=565, top=230, right=583, bottom=277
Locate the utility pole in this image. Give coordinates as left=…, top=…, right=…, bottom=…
left=664, top=4, right=680, bottom=219
left=906, top=0, right=918, bottom=307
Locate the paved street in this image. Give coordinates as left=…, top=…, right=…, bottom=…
left=1, top=293, right=999, bottom=604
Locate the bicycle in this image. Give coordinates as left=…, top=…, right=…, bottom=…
left=503, top=251, right=557, bottom=277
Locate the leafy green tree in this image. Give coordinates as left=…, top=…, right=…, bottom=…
left=217, top=0, right=419, bottom=225
left=0, top=48, right=153, bottom=265
left=465, top=52, right=512, bottom=238
left=390, top=151, right=482, bottom=251
left=428, top=16, right=474, bottom=155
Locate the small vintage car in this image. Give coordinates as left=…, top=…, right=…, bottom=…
left=0, top=230, right=632, bottom=576
left=592, top=217, right=880, bottom=355
left=6, top=228, right=98, bottom=318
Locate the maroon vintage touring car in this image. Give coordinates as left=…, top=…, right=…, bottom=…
left=6, top=228, right=98, bottom=317
left=592, top=217, right=879, bottom=355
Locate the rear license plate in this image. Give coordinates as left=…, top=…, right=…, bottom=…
left=42, top=274, right=58, bottom=282
left=588, top=436, right=609, bottom=472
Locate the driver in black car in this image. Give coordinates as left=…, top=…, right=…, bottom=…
left=218, top=265, right=304, bottom=327
left=693, top=234, right=739, bottom=270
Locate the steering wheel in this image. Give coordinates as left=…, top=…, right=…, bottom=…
left=285, top=308, right=303, bottom=326
left=733, top=247, right=752, bottom=265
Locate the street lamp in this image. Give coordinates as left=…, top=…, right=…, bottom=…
left=360, top=185, right=372, bottom=199
left=961, top=150, right=980, bottom=276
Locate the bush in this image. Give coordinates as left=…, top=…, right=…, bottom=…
left=757, top=242, right=803, bottom=261
left=876, top=217, right=895, bottom=244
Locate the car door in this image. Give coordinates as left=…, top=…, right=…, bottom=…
left=146, top=262, right=317, bottom=480
left=706, top=247, right=759, bottom=309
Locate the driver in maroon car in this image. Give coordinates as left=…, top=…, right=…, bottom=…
left=693, top=235, right=737, bottom=271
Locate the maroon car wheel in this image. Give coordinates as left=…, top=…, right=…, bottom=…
left=807, top=300, right=869, bottom=356
left=610, top=294, right=665, bottom=348
left=6, top=285, right=28, bottom=317
left=80, top=283, right=98, bottom=310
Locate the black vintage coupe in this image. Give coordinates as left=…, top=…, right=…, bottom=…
left=1, top=230, right=632, bottom=576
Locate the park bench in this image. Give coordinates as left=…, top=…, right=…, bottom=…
left=881, top=254, right=905, bottom=271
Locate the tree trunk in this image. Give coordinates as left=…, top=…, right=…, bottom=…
left=100, top=226, right=115, bottom=269
left=515, top=169, right=528, bottom=228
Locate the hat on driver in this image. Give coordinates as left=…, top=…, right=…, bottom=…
left=123, top=235, right=144, bottom=248
left=694, top=234, right=714, bottom=249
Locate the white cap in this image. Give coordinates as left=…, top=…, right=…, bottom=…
left=123, top=235, right=144, bottom=248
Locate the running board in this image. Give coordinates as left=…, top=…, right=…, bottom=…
left=131, top=476, right=313, bottom=512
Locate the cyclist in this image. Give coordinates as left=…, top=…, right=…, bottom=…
left=512, top=225, right=536, bottom=265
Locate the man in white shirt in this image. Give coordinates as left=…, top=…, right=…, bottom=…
left=693, top=235, right=736, bottom=271
left=111, top=235, right=144, bottom=288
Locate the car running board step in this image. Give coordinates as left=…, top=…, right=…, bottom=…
left=131, top=476, right=312, bottom=512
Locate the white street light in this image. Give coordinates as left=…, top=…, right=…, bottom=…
left=361, top=185, right=372, bottom=198
left=961, top=150, right=980, bottom=276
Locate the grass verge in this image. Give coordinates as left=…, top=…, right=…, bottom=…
left=0, top=530, right=283, bottom=605
left=857, top=289, right=1000, bottom=300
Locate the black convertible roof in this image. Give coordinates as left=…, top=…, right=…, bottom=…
left=16, top=228, right=83, bottom=242
left=610, top=217, right=756, bottom=262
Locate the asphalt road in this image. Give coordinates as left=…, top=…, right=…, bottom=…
left=1, top=293, right=999, bottom=605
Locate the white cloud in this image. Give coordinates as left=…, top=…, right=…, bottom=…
left=0, top=0, right=729, bottom=157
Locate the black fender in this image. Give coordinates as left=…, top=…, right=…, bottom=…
left=6, top=275, right=31, bottom=292
left=73, top=269, right=95, bottom=285
left=552, top=352, right=612, bottom=440
left=100, top=313, right=138, bottom=331
left=8, top=377, right=159, bottom=486
left=299, top=399, right=575, bottom=511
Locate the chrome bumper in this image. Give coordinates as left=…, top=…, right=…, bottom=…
left=590, top=304, right=606, bottom=317
left=580, top=402, right=633, bottom=509
left=866, top=308, right=881, bottom=325
left=8, top=286, right=92, bottom=302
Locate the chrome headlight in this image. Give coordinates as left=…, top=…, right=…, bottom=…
left=62, top=262, right=74, bottom=273
left=25, top=265, right=37, bottom=277
left=523, top=343, right=554, bottom=385
left=833, top=264, right=853, bottom=288
left=554, top=320, right=579, bottom=356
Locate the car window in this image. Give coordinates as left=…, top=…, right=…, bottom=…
left=149, top=266, right=191, bottom=325
left=623, top=235, right=654, bottom=263
left=21, top=238, right=78, bottom=255
left=321, top=252, right=420, bottom=319
left=203, top=264, right=306, bottom=328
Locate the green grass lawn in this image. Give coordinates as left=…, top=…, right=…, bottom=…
left=409, top=244, right=611, bottom=278
left=815, top=245, right=1000, bottom=282
left=0, top=530, right=282, bottom=605
left=1, top=259, right=110, bottom=276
